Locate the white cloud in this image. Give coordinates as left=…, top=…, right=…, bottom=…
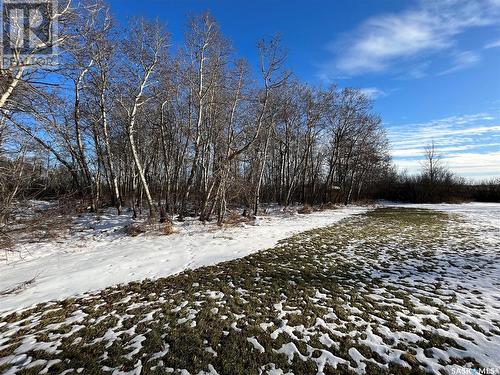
left=387, top=112, right=500, bottom=179
left=484, top=39, right=500, bottom=48
left=389, top=113, right=497, bottom=144
left=438, top=51, right=481, bottom=75
left=391, top=144, right=486, bottom=158
left=320, top=0, right=500, bottom=78
left=396, top=152, right=500, bottom=179
left=404, top=61, right=431, bottom=79
left=391, top=124, right=500, bottom=149
left=358, top=87, right=386, bottom=99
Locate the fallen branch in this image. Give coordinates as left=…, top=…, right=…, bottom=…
left=0, top=274, right=39, bottom=296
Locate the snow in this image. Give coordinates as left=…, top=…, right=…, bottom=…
left=0, top=205, right=368, bottom=313
left=247, top=336, right=265, bottom=353
left=380, top=201, right=500, bottom=231
left=1, top=201, right=499, bottom=373
left=262, top=201, right=500, bottom=374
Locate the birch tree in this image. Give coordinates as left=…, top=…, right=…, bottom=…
left=117, top=18, right=169, bottom=219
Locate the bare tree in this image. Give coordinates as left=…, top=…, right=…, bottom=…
left=116, top=18, right=169, bottom=220
left=0, top=7, right=394, bottom=226
left=422, top=141, right=443, bottom=184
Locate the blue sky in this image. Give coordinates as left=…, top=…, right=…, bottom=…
left=109, top=0, right=500, bottom=180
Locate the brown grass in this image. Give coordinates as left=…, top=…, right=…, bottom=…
left=125, top=223, right=146, bottom=237
left=0, top=276, right=37, bottom=296
left=319, top=202, right=339, bottom=210
left=0, top=229, right=13, bottom=250
left=224, top=210, right=254, bottom=226
left=4, top=203, right=70, bottom=248
left=352, top=198, right=377, bottom=206
left=297, top=204, right=313, bottom=214
left=162, top=221, right=176, bottom=235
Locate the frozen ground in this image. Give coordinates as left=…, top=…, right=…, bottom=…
left=0, top=204, right=368, bottom=313
left=382, top=201, right=500, bottom=232
left=0, top=204, right=499, bottom=374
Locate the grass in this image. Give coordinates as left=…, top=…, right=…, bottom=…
left=0, top=208, right=499, bottom=374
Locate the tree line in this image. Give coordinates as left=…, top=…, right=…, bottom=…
left=0, top=1, right=391, bottom=224
left=375, top=143, right=500, bottom=203
left=2, top=1, right=496, bottom=226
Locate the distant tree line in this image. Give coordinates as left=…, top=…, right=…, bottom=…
left=375, top=143, right=500, bottom=203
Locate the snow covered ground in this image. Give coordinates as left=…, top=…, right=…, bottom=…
left=1, top=204, right=498, bottom=374
left=381, top=201, right=500, bottom=231
left=0, top=205, right=369, bottom=313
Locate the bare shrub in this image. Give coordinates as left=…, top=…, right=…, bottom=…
left=2, top=201, right=70, bottom=249
left=353, top=198, right=376, bottom=206
left=125, top=220, right=177, bottom=237
left=319, top=202, right=338, bottom=211
left=224, top=210, right=254, bottom=227
left=0, top=276, right=37, bottom=296
left=298, top=204, right=313, bottom=214
left=0, top=228, right=14, bottom=252
left=162, top=221, right=176, bottom=235
left=125, top=223, right=146, bottom=237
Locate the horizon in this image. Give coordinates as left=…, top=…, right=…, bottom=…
left=108, top=0, right=500, bottom=180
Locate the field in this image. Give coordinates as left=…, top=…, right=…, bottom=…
left=1, top=205, right=499, bottom=374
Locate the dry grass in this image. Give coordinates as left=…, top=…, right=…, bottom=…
left=1, top=208, right=496, bottom=374
left=125, top=223, right=147, bottom=237
left=0, top=276, right=37, bottom=296
left=127, top=221, right=178, bottom=236
left=162, top=221, right=176, bottom=235
left=297, top=203, right=313, bottom=214
left=2, top=202, right=70, bottom=249
left=319, top=202, right=339, bottom=210
left=224, top=210, right=255, bottom=227
left=0, top=229, right=13, bottom=251
left=352, top=198, right=377, bottom=206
